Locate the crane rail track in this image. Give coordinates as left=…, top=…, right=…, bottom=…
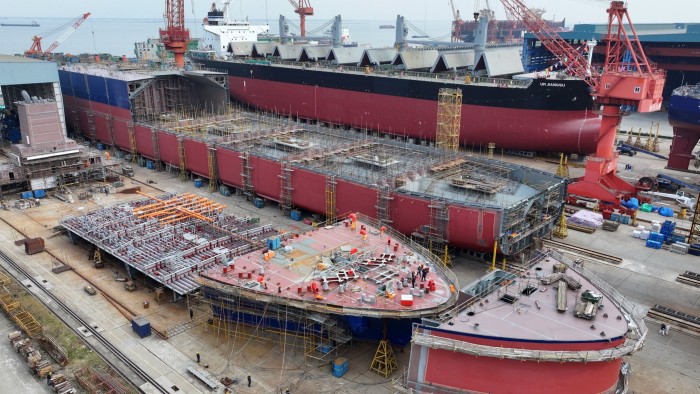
left=0, top=249, right=169, bottom=393
left=542, top=239, right=624, bottom=265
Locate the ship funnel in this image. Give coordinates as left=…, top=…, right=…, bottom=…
left=21, top=90, right=32, bottom=103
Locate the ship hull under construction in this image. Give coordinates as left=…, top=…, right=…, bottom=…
left=192, top=58, right=601, bottom=154
left=58, top=67, right=567, bottom=256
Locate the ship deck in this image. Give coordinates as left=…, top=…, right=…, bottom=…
left=438, top=252, right=630, bottom=342
left=200, top=216, right=458, bottom=317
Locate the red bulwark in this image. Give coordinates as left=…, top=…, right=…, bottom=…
left=335, top=180, right=378, bottom=218
left=158, top=132, right=179, bottom=166
left=229, top=76, right=600, bottom=154
left=183, top=139, right=209, bottom=176
left=112, top=118, right=130, bottom=151
left=134, top=124, right=155, bottom=159
left=250, top=157, right=282, bottom=201
left=391, top=195, right=430, bottom=238
left=291, top=169, right=326, bottom=213
left=216, top=147, right=244, bottom=188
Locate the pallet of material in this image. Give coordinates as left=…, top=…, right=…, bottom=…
left=566, top=223, right=596, bottom=234
left=602, top=220, right=620, bottom=232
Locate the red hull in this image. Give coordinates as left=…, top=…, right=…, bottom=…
left=229, top=76, right=601, bottom=154
left=410, top=330, right=624, bottom=394
left=63, top=101, right=508, bottom=252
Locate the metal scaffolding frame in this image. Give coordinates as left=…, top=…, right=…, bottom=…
left=325, top=175, right=336, bottom=223
left=207, top=145, right=217, bottom=192
left=127, top=121, right=137, bottom=163
left=151, top=128, right=162, bottom=170
left=177, top=136, right=187, bottom=181
left=435, top=88, right=462, bottom=152
left=279, top=161, right=294, bottom=214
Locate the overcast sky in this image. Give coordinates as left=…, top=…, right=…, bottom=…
left=2, top=0, right=696, bottom=24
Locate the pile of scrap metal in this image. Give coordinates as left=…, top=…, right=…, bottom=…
left=573, top=290, right=604, bottom=320
left=540, top=272, right=582, bottom=290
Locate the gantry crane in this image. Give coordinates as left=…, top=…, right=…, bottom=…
left=159, top=0, right=190, bottom=68
left=500, top=0, right=665, bottom=203
left=25, top=12, right=91, bottom=56
left=287, top=0, right=314, bottom=37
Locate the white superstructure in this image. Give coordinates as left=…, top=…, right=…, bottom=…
left=198, top=1, right=269, bottom=57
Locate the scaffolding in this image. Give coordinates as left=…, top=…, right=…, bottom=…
left=279, top=161, right=294, bottom=215
left=71, top=108, right=81, bottom=135
left=74, top=367, right=129, bottom=394
left=325, top=176, right=336, bottom=223
left=556, top=153, right=569, bottom=178
left=127, top=122, right=137, bottom=163
left=132, top=192, right=225, bottom=224
left=106, top=114, right=116, bottom=150
left=241, top=152, right=254, bottom=197
left=370, top=339, right=398, bottom=378
left=207, top=145, right=217, bottom=193
left=0, top=286, right=43, bottom=338
left=87, top=111, right=97, bottom=140
left=435, top=88, right=462, bottom=152
left=177, top=136, right=187, bottom=181
left=151, top=128, right=162, bottom=170
left=376, top=186, right=393, bottom=225
left=193, top=289, right=353, bottom=364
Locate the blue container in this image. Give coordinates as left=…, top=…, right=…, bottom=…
left=219, top=186, right=231, bottom=196
left=21, top=191, right=33, bottom=199
left=33, top=189, right=46, bottom=199
left=96, top=142, right=105, bottom=150
left=254, top=198, right=265, bottom=208
left=131, top=317, right=151, bottom=338
left=7, top=128, right=21, bottom=143
left=194, top=179, right=203, bottom=188
left=645, top=239, right=661, bottom=249
left=610, top=213, right=620, bottom=222
left=267, top=237, right=281, bottom=251
left=146, top=161, right=154, bottom=170
left=661, top=221, right=676, bottom=236
left=290, top=210, right=302, bottom=221
left=620, top=214, right=630, bottom=225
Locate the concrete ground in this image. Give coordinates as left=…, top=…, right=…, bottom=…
left=0, top=312, right=53, bottom=394
left=0, top=112, right=699, bottom=393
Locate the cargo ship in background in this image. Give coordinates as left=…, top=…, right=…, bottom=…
left=189, top=3, right=601, bottom=155
left=450, top=7, right=566, bottom=44
left=668, top=84, right=700, bottom=171
left=523, top=22, right=700, bottom=101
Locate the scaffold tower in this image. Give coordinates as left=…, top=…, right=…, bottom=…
left=370, top=339, right=398, bottom=378
left=151, top=128, right=162, bottom=171
left=106, top=114, right=116, bottom=150
left=279, top=161, right=294, bottom=215
left=376, top=186, right=393, bottom=225
left=435, top=88, right=462, bottom=151
left=71, top=108, right=80, bottom=135
left=556, top=153, right=569, bottom=178
left=207, top=145, right=217, bottom=192
left=177, top=137, right=187, bottom=181
left=426, top=199, right=451, bottom=267
left=87, top=111, right=96, bottom=140
left=326, top=176, right=337, bottom=223
left=128, top=122, right=137, bottom=163
left=240, top=152, right=254, bottom=197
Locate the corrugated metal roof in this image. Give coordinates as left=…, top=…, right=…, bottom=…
left=298, top=45, right=332, bottom=62
left=0, top=55, right=59, bottom=85
left=431, top=51, right=475, bottom=73
left=252, top=42, right=277, bottom=57
left=477, top=48, right=523, bottom=77
left=392, top=50, right=440, bottom=71
left=358, top=48, right=398, bottom=66
left=274, top=44, right=305, bottom=60
left=328, top=47, right=365, bottom=65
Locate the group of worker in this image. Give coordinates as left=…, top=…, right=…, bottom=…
left=408, top=264, right=430, bottom=288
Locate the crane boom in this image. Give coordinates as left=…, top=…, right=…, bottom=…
left=287, top=0, right=313, bottom=37
left=27, top=12, right=91, bottom=55
left=499, top=0, right=666, bottom=204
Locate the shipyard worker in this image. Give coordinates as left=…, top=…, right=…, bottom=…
left=422, top=266, right=429, bottom=281
left=196, top=352, right=201, bottom=363
left=247, top=375, right=252, bottom=387
left=659, top=323, right=668, bottom=336
left=410, top=271, right=416, bottom=288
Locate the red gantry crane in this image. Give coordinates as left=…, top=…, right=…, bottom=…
left=160, top=0, right=190, bottom=68
left=26, top=12, right=91, bottom=56
left=288, top=0, right=314, bottom=37
left=500, top=0, right=665, bottom=203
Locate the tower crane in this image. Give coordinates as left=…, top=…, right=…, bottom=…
left=287, top=0, right=314, bottom=37
left=499, top=0, right=665, bottom=204
left=160, top=0, right=190, bottom=68
left=25, top=12, right=91, bottom=56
